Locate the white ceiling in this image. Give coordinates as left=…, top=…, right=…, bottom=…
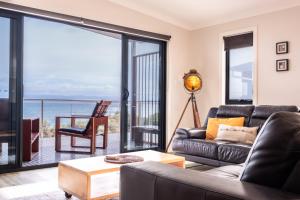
left=108, top=0, right=300, bottom=30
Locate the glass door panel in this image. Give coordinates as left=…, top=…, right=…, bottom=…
left=121, top=36, right=166, bottom=152
left=0, top=16, right=18, bottom=167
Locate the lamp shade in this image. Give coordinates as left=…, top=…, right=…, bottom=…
left=183, top=69, right=202, bottom=93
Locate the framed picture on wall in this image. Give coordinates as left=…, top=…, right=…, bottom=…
left=276, top=41, right=289, bottom=54
left=276, top=59, right=289, bottom=71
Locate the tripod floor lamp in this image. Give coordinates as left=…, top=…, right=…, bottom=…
left=166, top=69, right=202, bottom=152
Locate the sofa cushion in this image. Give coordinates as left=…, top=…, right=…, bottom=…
left=215, top=125, right=258, bottom=144
left=218, top=143, right=251, bottom=164
left=240, top=112, right=300, bottom=193
left=251, top=105, right=298, bottom=119
left=206, top=117, right=245, bottom=140
left=173, top=139, right=226, bottom=159
left=216, top=105, right=254, bottom=126
left=204, top=164, right=243, bottom=180
left=249, top=105, right=299, bottom=129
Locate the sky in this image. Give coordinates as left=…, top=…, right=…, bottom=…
left=1, top=16, right=161, bottom=101
left=23, top=17, right=122, bottom=100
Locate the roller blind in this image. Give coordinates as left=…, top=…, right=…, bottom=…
left=224, top=32, right=253, bottom=50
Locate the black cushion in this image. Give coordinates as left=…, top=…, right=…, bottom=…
left=216, top=105, right=254, bottom=126
left=249, top=105, right=299, bottom=129
left=217, top=143, right=251, bottom=164
left=240, top=112, right=300, bottom=193
left=175, top=128, right=206, bottom=139
left=188, top=128, right=206, bottom=139
left=251, top=105, right=298, bottom=119
left=248, top=118, right=266, bottom=130
left=172, top=139, right=223, bottom=159
left=59, top=127, right=86, bottom=134
left=204, top=164, right=243, bottom=179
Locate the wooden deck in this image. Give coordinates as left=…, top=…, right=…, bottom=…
left=22, top=133, right=120, bottom=167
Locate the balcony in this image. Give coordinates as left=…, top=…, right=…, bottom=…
left=22, top=99, right=121, bottom=167
left=22, top=98, right=160, bottom=167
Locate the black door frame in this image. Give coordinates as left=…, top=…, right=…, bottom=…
left=0, top=9, right=23, bottom=173
left=120, top=35, right=167, bottom=153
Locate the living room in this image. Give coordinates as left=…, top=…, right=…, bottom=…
left=0, top=0, right=299, bottom=200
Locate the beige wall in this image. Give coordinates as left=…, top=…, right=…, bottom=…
left=190, top=6, right=300, bottom=120
left=1, top=0, right=194, bottom=143
left=1, top=0, right=300, bottom=146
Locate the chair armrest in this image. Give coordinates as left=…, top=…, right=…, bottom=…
left=56, top=116, right=92, bottom=119
left=175, top=127, right=206, bottom=139
left=55, top=116, right=94, bottom=129
left=120, top=161, right=299, bottom=200
left=71, top=114, right=91, bottom=117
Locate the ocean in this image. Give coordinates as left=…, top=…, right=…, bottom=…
left=23, top=100, right=120, bottom=127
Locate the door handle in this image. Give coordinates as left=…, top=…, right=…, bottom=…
left=123, top=88, right=129, bottom=101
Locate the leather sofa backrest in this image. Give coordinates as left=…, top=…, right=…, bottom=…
left=249, top=105, right=299, bottom=130
left=202, top=107, right=218, bottom=128
left=240, top=112, right=300, bottom=194
left=216, top=105, right=254, bottom=126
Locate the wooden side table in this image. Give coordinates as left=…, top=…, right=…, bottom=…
left=23, top=118, right=41, bottom=161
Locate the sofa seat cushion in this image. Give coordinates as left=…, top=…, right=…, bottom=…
left=218, top=143, right=252, bottom=164
left=173, top=139, right=227, bottom=159
left=204, top=164, right=243, bottom=180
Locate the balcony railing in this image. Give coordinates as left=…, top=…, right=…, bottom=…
left=23, top=98, right=121, bottom=137
left=23, top=98, right=159, bottom=142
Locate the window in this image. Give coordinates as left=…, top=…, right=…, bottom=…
left=0, top=17, right=10, bottom=99
left=224, top=33, right=254, bottom=104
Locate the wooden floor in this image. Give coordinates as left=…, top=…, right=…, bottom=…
left=0, top=167, right=70, bottom=200
left=0, top=160, right=212, bottom=200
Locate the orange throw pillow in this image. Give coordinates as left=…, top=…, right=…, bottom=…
left=206, top=117, right=245, bottom=140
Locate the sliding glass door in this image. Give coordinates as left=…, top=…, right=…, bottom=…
left=0, top=8, right=167, bottom=172
left=0, top=12, right=22, bottom=170
left=121, top=35, right=166, bottom=152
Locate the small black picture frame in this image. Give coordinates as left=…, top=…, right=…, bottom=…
left=276, top=41, right=289, bottom=54
left=276, top=59, right=289, bottom=72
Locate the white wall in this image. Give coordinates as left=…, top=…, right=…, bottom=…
left=190, top=6, right=300, bottom=120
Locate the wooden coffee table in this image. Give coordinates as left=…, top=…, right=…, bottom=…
left=58, top=150, right=185, bottom=200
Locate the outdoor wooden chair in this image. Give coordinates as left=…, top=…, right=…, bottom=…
left=55, top=100, right=111, bottom=154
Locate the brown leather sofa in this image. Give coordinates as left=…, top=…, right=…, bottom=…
left=120, top=112, right=300, bottom=200
left=172, top=105, right=298, bottom=166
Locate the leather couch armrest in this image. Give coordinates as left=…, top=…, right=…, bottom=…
left=175, top=127, right=206, bottom=139
left=120, top=161, right=299, bottom=200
